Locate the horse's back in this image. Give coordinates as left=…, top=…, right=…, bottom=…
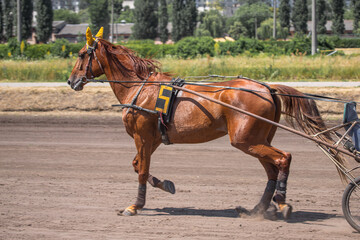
left=167, top=79, right=277, bottom=144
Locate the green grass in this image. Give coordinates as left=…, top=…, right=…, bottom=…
left=0, top=58, right=75, bottom=82
left=1, top=54, right=359, bottom=82
left=161, top=54, right=360, bottom=81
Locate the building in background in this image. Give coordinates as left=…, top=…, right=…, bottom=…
left=122, top=0, right=135, bottom=9
left=52, top=0, right=80, bottom=13
left=289, top=20, right=354, bottom=36
left=54, top=23, right=135, bottom=43
left=121, top=0, right=239, bottom=17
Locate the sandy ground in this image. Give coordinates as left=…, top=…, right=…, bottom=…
left=0, top=113, right=360, bottom=239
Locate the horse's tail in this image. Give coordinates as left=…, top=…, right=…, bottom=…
left=271, top=84, right=347, bottom=182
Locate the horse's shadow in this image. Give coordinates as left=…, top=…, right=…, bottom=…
left=286, top=210, right=340, bottom=223
left=143, top=207, right=339, bottom=222
left=144, top=207, right=239, bottom=218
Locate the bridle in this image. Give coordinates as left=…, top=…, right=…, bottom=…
left=74, top=39, right=105, bottom=89
left=85, top=39, right=105, bottom=79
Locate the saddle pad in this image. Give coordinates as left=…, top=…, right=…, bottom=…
left=155, top=84, right=174, bottom=115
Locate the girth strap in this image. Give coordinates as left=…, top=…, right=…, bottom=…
left=158, top=112, right=171, bottom=145
left=156, top=78, right=186, bottom=145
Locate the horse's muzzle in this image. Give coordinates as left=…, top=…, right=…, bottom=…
left=68, top=78, right=85, bottom=91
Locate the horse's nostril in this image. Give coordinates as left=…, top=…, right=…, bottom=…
left=67, top=80, right=71, bottom=85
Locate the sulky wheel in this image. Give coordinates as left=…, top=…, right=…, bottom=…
left=342, top=176, right=360, bottom=232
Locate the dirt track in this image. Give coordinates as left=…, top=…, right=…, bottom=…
left=1, top=113, right=360, bottom=239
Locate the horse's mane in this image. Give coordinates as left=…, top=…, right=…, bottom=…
left=99, top=39, right=161, bottom=80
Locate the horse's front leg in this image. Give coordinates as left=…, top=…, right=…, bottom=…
left=120, top=134, right=153, bottom=216
left=133, top=155, right=176, bottom=195
left=148, top=174, right=176, bottom=194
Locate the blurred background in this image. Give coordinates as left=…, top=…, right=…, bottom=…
left=0, top=1, right=359, bottom=116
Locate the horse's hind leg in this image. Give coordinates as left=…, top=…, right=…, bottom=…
left=248, top=161, right=278, bottom=217
left=233, top=141, right=292, bottom=219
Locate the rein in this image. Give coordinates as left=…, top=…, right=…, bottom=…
left=79, top=41, right=356, bottom=105
left=83, top=77, right=357, bottom=105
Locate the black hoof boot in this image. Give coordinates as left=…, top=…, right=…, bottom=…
left=163, top=180, right=176, bottom=194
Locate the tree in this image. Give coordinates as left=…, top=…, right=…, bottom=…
left=184, top=0, right=197, bottom=37
left=228, top=21, right=247, bottom=39
left=78, top=9, right=90, bottom=23
left=279, top=0, right=291, bottom=31
left=352, top=0, right=360, bottom=31
left=198, top=9, right=225, bottom=38
left=88, top=0, right=110, bottom=39
left=54, top=9, right=80, bottom=24
left=331, top=0, right=345, bottom=35
left=132, top=0, right=158, bottom=40
left=113, top=0, right=123, bottom=16
left=237, top=0, right=272, bottom=6
left=257, top=18, right=289, bottom=40
left=172, top=0, right=183, bottom=42
left=172, top=0, right=197, bottom=42
left=118, top=6, right=134, bottom=23
left=4, top=0, right=14, bottom=40
left=230, top=3, right=271, bottom=38
left=158, top=0, right=168, bottom=43
left=292, top=0, right=308, bottom=34
left=0, top=0, right=3, bottom=41
left=110, top=0, right=123, bottom=26
left=79, top=0, right=89, bottom=10
left=21, top=0, right=33, bottom=40
left=195, top=28, right=211, bottom=37
left=316, top=0, right=327, bottom=34
left=257, top=18, right=273, bottom=40
left=36, top=0, right=53, bottom=43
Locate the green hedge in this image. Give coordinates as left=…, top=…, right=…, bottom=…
left=175, top=37, right=215, bottom=58
left=123, top=42, right=176, bottom=58
left=0, top=36, right=359, bottom=60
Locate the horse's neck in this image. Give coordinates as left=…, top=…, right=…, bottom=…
left=106, top=71, right=145, bottom=105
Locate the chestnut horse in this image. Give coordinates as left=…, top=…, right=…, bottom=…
left=68, top=28, right=344, bottom=218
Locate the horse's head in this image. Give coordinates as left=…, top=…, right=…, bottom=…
left=68, top=27, right=105, bottom=91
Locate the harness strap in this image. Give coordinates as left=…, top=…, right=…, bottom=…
left=158, top=112, right=171, bottom=145
left=85, top=53, right=94, bottom=78
left=304, top=93, right=351, bottom=103
left=93, top=49, right=105, bottom=74
left=125, top=72, right=153, bottom=114
left=84, top=39, right=105, bottom=80
left=112, top=104, right=157, bottom=114
left=275, top=92, right=351, bottom=103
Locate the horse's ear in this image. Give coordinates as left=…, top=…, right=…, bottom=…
left=86, top=27, right=94, bottom=47
left=95, top=27, right=104, bottom=39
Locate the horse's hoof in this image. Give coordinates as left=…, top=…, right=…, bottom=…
left=248, top=203, right=266, bottom=217
left=279, top=203, right=292, bottom=220
left=163, top=180, right=176, bottom=194
left=118, top=205, right=138, bottom=216
left=264, top=203, right=278, bottom=221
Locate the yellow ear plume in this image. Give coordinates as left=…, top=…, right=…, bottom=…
left=95, top=27, right=104, bottom=39
left=86, top=27, right=94, bottom=47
